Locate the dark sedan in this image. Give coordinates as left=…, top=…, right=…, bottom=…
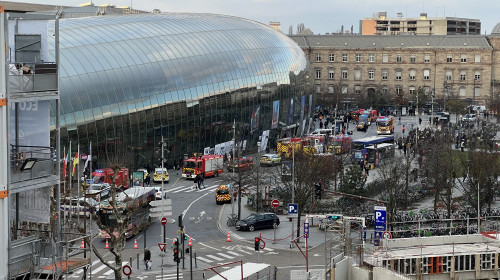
left=235, top=213, right=280, bottom=231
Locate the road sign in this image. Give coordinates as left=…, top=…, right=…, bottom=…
left=122, top=265, right=132, bottom=276
left=374, top=206, right=387, bottom=245
left=304, top=221, right=309, bottom=238
left=158, top=243, right=166, bottom=252
left=382, top=231, right=392, bottom=239
left=161, top=217, right=167, bottom=225
left=271, top=199, right=280, bottom=208
left=288, top=203, right=298, bottom=217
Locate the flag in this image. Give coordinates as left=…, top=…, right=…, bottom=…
left=84, top=142, right=92, bottom=171
left=72, top=151, right=79, bottom=176
left=63, top=145, right=70, bottom=177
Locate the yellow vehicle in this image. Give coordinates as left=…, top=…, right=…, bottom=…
left=215, top=185, right=231, bottom=205
left=153, top=167, right=169, bottom=183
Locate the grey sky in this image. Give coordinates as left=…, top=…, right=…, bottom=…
left=7, top=0, right=499, bottom=35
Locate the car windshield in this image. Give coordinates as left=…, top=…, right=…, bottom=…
left=184, top=161, right=196, bottom=168
left=90, top=185, right=101, bottom=191
left=155, top=170, right=166, bottom=174
left=217, top=188, right=229, bottom=195
left=243, top=214, right=259, bottom=221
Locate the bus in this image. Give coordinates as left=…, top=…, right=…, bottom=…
left=377, top=116, right=394, bottom=135
left=97, top=187, right=156, bottom=239
left=365, top=142, right=396, bottom=169
left=351, top=135, right=394, bottom=162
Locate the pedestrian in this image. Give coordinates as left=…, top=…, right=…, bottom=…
left=144, top=174, right=151, bottom=187
left=364, top=160, right=369, bottom=177
left=193, top=175, right=199, bottom=189
left=460, top=141, right=465, bottom=152
left=419, top=117, right=422, bottom=125
left=398, top=117, right=401, bottom=125
left=200, top=174, right=205, bottom=188
left=144, top=249, right=151, bottom=270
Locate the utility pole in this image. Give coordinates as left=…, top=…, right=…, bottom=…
left=161, top=135, right=166, bottom=244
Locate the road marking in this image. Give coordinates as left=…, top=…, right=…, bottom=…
left=205, top=254, right=224, bottom=261
left=181, top=191, right=211, bottom=217
left=198, top=242, right=221, bottom=251
left=216, top=252, right=234, bottom=259
left=226, top=251, right=242, bottom=257
left=92, top=263, right=110, bottom=274
left=165, top=186, right=185, bottom=192
left=103, top=261, right=126, bottom=276
left=196, top=256, right=213, bottom=263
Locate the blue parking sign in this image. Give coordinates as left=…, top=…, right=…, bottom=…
left=288, top=203, right=298, bottom=217
left=374, top=206, right=386, bottom=245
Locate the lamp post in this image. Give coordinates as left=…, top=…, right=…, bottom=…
left=443, top=81, right=448, bottom=112
left=431, top=89, right=435, bottom=126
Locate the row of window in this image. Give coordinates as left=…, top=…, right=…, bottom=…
left=315, top=52, right=482, bottom=64
left=317, top=84, right=481, bottom=97
left=316, top=68, right=482, bottom=82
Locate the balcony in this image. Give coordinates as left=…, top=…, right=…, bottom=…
left=10, top=145, right=58, bottom=193
left=8, top=63, right=58, bottom=98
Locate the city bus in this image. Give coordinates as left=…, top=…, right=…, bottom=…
left=377, top=116, right=394, bottom=135
left=97, top=187, right=156, bottom=239
left=365, top=142, right=396, bottom=169
left=351, top=135, right=395, bottom=162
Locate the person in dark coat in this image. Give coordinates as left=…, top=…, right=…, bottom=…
left=144, top=249, right=151, bottom=270
left=144, top=174, right=151, bottom=187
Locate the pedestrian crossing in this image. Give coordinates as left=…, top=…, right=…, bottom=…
left=69, top=259, right=183, bottom=279
left=195, top=244, right=275, bottom=263
left=164, top=183, right=255, bottom=194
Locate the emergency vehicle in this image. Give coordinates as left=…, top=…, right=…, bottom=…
left=227, top=157, right=253, bottom=172
left=276, top=137, right=305, bottom=159
left=153, top=168, right=169, bottom=183
left=182, top=154, right=224, bottom=179
left=377, top=116, right=395, bottom=134
left=304, top=134, right=326, bottom=154
left=215, top=185, right=231, bottom=204
left=329, top=134, right=352, bottom=154
left=92, top=168, right=129, bottom=190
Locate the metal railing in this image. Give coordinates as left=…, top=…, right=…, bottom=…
left=8, top=63, right=58, bottom=94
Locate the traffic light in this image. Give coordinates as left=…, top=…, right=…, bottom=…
left=254, top=237, right=260, bottom=251
left=173, top=240, right=179, bottom=263
left=314, top=183, right=322, bottom=200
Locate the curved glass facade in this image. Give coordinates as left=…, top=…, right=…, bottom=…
left=49, top=13, right=312, bottom=168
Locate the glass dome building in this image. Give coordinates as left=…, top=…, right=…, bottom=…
left=50, top=13, right=313, bottom=168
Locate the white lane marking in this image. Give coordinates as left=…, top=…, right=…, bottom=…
left=216, top=252, right=234, bottom=259
left=165, top=186, right=185, bottom=192
left=196, top=256, right=213, bottom=263
left=103, top=261, right=125, bottom=276
left=181, top=191, right=212, bottom=217
left=225, top=251, right=242, bottom=257
left=205, top=254, right=224, bottom=261
left=198, top=242, right=221, bottom=251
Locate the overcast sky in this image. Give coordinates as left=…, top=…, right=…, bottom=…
left=7, top=0, right=499, bottom=35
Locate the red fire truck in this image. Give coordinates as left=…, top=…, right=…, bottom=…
left=182, top=154, right=224, bottom=179
left=92, top=168, right=130, bottom=190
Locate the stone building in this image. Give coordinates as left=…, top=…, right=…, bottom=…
left=289, top=35, right=493, bottom=110
left=361, top=12, right=481, bottom=36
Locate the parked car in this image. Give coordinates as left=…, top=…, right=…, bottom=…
left=86, top=183, right=111, bottom=200
left=154, top=187, right=164, bottom=200
left=462, top=113, right=476, bottom=122
left=61, top=197, right=99, bottom=217
left=356, top=122, right=368, bottom=132
left=260, top=154, right=281, bottom=167
left=235, top=213, right=280, bottom=231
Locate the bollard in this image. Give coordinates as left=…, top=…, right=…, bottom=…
left=130, top=256, right=132, bottom=268
left=137, top=253, right=139, bottom=269
left=194, top=252, right=198, bottom=268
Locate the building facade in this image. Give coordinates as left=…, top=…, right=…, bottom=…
left=289, top=35, right=493, bottom=110
left=361, top=12, right=481, bottom=36
left=50, top=13, right=313, bottom=169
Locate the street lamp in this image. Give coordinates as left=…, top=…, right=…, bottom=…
left=443, top=81, right=448, bottom=112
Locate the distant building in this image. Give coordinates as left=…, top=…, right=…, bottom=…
left=289, top=34, right=493, bottom=109
left=361, top=12, right=481, bottom=36
left=269, top=21, right=281, bottom=32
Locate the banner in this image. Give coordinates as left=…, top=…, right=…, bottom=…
left=300, top=95, right=305, bottom=122
left=132, top=171, right=144, bottom=187
left=288, top=98, right=295, bottom=125
left=272, top=100, right=280, bottom=129
left=250, top=106, right=260, bottom=133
